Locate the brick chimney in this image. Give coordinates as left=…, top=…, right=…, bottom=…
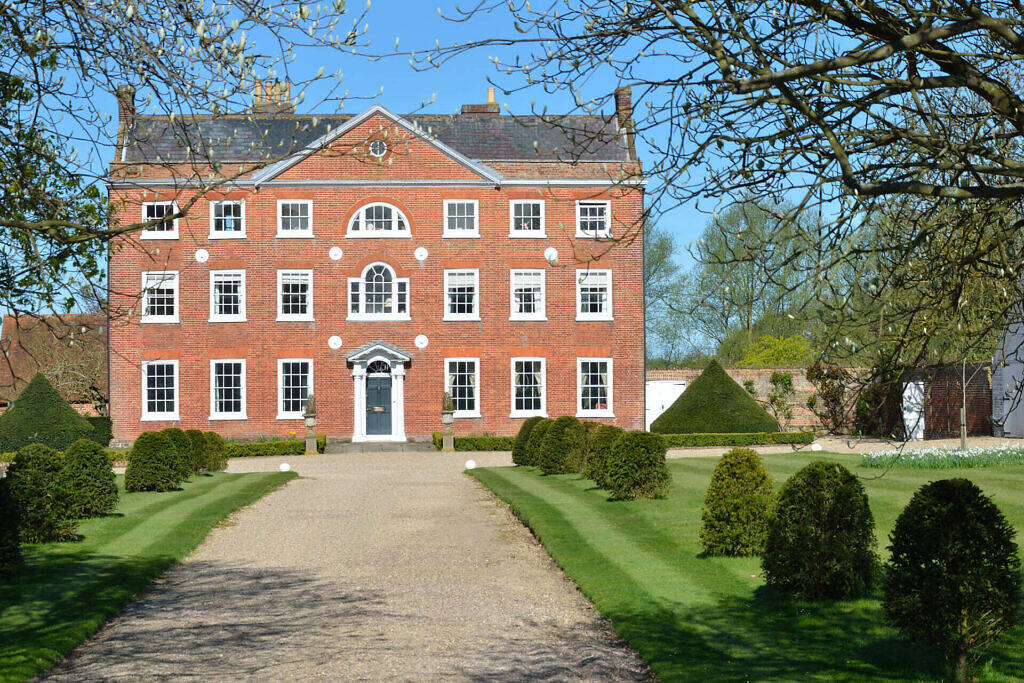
left=613, top=86, right=635, bottom=159
left=115, top=84, right=135, bottom=162
left=253, top=79, right=295, bottom=115
left=461, top=87, right=500, bottom=116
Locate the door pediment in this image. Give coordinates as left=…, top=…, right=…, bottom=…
left=346, top=341, right=411, bottom=365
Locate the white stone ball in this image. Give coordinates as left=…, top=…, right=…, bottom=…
left=464, top=459, right=477, bottom=470
left=279, top=463, right=291, bottom=472
left=810, top=443, right=822, bottom=452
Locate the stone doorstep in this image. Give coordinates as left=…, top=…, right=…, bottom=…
left=323, top=440, right=436, bottom=454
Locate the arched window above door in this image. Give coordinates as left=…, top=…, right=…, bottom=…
left=347, top=202, right=410, bottom=237
left=367, top=360, right=391, bottom=375
left=347, top=262, right=411, bottom=321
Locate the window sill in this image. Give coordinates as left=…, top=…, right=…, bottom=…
left=345, top=233, right=412, bottom=239
left=443, top=316, right=482, bottom=322
left=277, top=316, right=315, bottom=322
left=508, top=232, right=547, bottom=239
left=209, top=317, right=247, bottom=323
left=575, top=232, right=612, bottom=239
left=510, top=316, right=548, bottom=322
left=453, top=411, right=482, bottom=419
left=442, top=233, right=481, bottom=239
left=577, top=410, right=615, bottom=418
left=347, top=314, right=411, bottom=322
left=510, top=411, right=548, bottom=419
left=576, top=315, right=614, bottom=322
left=140, top=233, right=179, bottom=240
left=141, top=414, right=180, bottom=422
left=140, top=318, right=180, bottom=325
left=275, top=232, right=314, bottom=239
left=276, top=413, right=304, bottom=420
left=208, top=232, right=247, bottom=239
left=209, top=414, right=248, bottom=421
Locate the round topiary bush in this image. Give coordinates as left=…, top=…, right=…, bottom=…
left=125, top=431, right=180, bottom=492
left=4, top=444, right=77, bottom=542
left=203, top=432, right=228, bottom=472
left=584, top=424, right=625, bottom=489
left=700, top=448, right=774, bottom=556
left=63, top=438, right=118, bottom=518
left=564, top=420, right=597, bottom=474
left=883, top=479, right=1022, bottom=681
left=184, top=429, right=209, bottom=475
left=0, top=374, right=96, bottom=451
left=650, top=360, right=779, bottom=434
left=524, top=419, right=552, bottom=468
left=605, top=431, right=671, bottom=500
left=160, top=428, right=195, bottom=481
left=512, top=416, right=544, bottom=466
left=0, top=476, right=22, bottom=578
left=538, top=416, right=584, bottom=475
left=762, top=460, right=877, bottom=600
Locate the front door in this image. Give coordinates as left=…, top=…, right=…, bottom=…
left=366, top=375, right=392, bottom=436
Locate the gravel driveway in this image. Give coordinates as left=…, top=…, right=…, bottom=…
left=43, top=451, right=649, bottom=681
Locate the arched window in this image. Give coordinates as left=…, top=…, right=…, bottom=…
left=347, top=202, right=410, bottom=236
left=367, top=359, right=391, bottom=375
left=348, top=263, right=410, bottom=320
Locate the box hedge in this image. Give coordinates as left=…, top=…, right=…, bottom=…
left=700, top=448, right=774, bottom=556
left=5, top=444, right=78, bottom=542
left=524, top=418, right=553, bottom=466
left=0, top=476, right=22, bottom=577
left=0, top=374, right=96, bottom=451
left=537, top=416, right=587, bottom=475
left=184, top=430, right=209, bottom=474
left=125, top=431, right=180, bottom=492
left=606, top=431, right=672, bottom=500
left=160, top=428, right=195, bottom=481
left=225, top=439, right=305, bottom=457
left=512, top=417, right=544, bottom=465
left=650, top=360, right=780, bottom=434
left=659, top=431, right=814, bottom=448
left=203, top=431, right=228, bottom=471
left=584, top=424, right=625, bottom=489
left=430, top=433, right=517, bottom=452
left=86, top=415, right=113, bottom=447
left=63, top=438, right=118, bottom=519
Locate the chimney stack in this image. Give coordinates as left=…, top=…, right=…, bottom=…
left=461, top=87, right=500, bottom=116
left=115, top=84, right=136, bottom=162
left=613, top=86, right=635, bottom=159
left=252, top=79, right=295, bottom=115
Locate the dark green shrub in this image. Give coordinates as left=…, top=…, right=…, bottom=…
left=658, top=432, right=814, bottom=448
left=0, top=374, right=96, bottom=451
left=883, top=479, right=1022, bottom=681
left=184, top=430, right=209, bottom=475
left=584, top=424, right=625, bottom=489
left=125, top=431, right=180, bottom=492
left=762, top=461, right=877, bottom=600
left=430, top=433, right=517, bottom=452
left=700, top=448, right=774, bottom=556
left=203, top=431, right=228, bottom=471
left=86, top=416, right=113, bottom=446
left=650, top=360, right=779, bottom=434
left=225, top=439, right=304, bottom=457
left=63, top=438, right=118, bottom=518
left=606, top=431, right=671, bottom=500
left=512, top=417, right=544, bottom=465
left=564, top=421, right=597, bottom=473
left=317, top=433, right=326, bottom=453
left=537, top=416, right=583, bottom=475
left=160, top=428, right=195, bottom=481
left=5, top=444, right=77, bottom=542
left=0, top=476, right=22, bottom=577
left=523, top=418, right=552, bottom=468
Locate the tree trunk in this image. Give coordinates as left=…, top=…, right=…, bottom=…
left=954, top=650, right=969, bottom=682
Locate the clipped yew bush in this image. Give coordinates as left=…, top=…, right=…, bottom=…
left=565, top=420, right=597, bottom=474
left=5, top=444, right=77, bottom=542
left=125, top=431, right=180, bottom=492
left=700, top=448, right=774, bottom=556
left=185, top=429, right=209, bottom=475
left=160, top=428, right=195, bottom=481
left=203, top=431, right=228, bottom=471
left=0, top=476, right=21, bottom=577
left=0, top=374, right=95, bottom=451
left=63, top=438, right=118, bottom=518
left=583, top=424, right=624, bottom=489
left=512, top=416, right=544, bottom=466
left=650, top=360, right=779, bottom=434
left=606, top=431, right=671, bottom=500
left=524, top=418, right=552, bottom=468
left=538, top=416, right=587, bottom=475
left=763, top=461, right=877, bottom=600
left=883, top=479, right=1022, bottom=682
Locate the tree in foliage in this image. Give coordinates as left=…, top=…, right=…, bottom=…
left=4, top=444, right=77, bottom=542
left=700, top=448, right=774, bottom=556
left=739, top=336, right=814, bottom=368
left=883, top=479, right=1022, bottom=682
left=0, top=373, right=95, bottom=451
left=651, top=360, right=779, bottom=434
left=63, top=438, right=118, bottom=518
left=0, top=476, right=21, bottom=577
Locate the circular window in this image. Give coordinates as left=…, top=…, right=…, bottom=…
left=368, top=139, right=388, bottom=158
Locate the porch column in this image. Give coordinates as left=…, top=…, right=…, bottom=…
left=352, top=364, right=366, bottom=443
left=392, top=362, right=407, bottom=441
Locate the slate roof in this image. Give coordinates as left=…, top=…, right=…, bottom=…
left=123, top=112, right=630, bottom=165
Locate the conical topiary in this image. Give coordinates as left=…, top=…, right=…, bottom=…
left=0, top=476, right=22, bottom=577
left=700, top=448, right=774, bottom=556
left=650, top=360, right=780, bottom=433
left=63, top=438, right=118, bottom=518
left=0, top=374, right=96, bottom=451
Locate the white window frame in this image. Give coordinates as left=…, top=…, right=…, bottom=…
left=277, top=358, right=313, bottom=420
left=510, top=357, right=547, bottom=418
left=276, top=269, right=314, bottom=322
left=442, top=199, right=480, bottom=238
left=141, top=359, right=179, bottom=421
left=140, top=271, right=179, bottom=324
left=209, top=270, right=246, bottom=323
left=347, top=262, right=411, bottom=322
left=575, top=200, right=612, bottom=238
left=140, top=201, right=179, bottom=240
left=209, top=200, right=246, bottom=238
left=508, top=199, right=546, bottom=238
left=209, top=359, right=247, bottom=420
left=575, top=269, right=614, bottom=321
left=444, top=357, right=481, bottom=418
left=509, top=269, right=546, bottom=321
left=346, top=202, right=411, bottom=238
left=577, top=357, right=614, bottom=418
left=276, top=199, right=313, bottom=238
left=443, top=269, right=481, bottom=321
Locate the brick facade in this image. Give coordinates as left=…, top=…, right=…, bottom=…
left=107, top=103, right=645, bottom=444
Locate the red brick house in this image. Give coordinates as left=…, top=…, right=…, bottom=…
left=107, top=86, right=644, bottom=444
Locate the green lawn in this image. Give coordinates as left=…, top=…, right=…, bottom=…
left=471, top=453, right=1024, bottom=681
left=0, top=470, right=296, bottom=682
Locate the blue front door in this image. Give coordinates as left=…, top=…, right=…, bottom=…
left=366, top=375, right=392, bottom=436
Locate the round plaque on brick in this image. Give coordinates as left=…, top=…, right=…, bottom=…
left=194, top=249, right=209, bottom=263
left=328, top=335, right=343, bottom=350
left=544, top=247, right=558, bottom=263
left=414, top=334, right=429, bottom=349
left=329, top=246, right=343, bottom=261
left=414, top=247, right=428, bottom=262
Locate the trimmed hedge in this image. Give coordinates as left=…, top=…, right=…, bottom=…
left=5, top=444, right=77, bottom=542
left=203, top=431, right=228, bottom=471
left=430, top=433, right=517, bottom=452
left=538, top=416, right=587, bottom=475
left=524, top=418, right=553, bottom=466
left=125, top=431, right=180, bottom=492
left=160, top=428, right=195, bottom=481
left=700, top=448, right=774, bottom=556
left=883, top=479, right=1022, bottom=679
left=763, top=461, right=877, bottom=600
left=0, top=476, right=22, bottom=577
left=660, top=431, right=814, bottom=448
left=225, top=439, right=304, bottom=457
left=63, top=438, right=118, bottom=518
left=584, top=424, right=625, bottom=489
left=87, top=416, right=113, bottom=446
left=0, top=374, right=96, bottom=451
left=650, top=360, right=780, bottom=434
left=512, top=417, right=545, bottom=465
left=606, top=431, right=672, bottom=500
left=185, top=430, right=209, bottom=475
